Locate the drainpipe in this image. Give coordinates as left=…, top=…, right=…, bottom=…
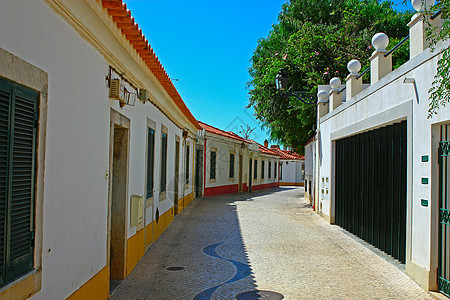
left=203, top=137, right=207, bottom=196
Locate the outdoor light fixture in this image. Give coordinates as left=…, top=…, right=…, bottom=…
left=275, top=69, right=316, bottom=105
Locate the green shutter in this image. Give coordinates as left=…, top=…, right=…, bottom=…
left=0, top=78, right=37, bottom=284
left=269, top=162, right=271, bottom=178
left=0, top=82, right=10, bottom=286
left=147, top=128, right=155, bottom=198
left=8, top=85, right=37, bottom=281
left=210, top=151, right=216, bottom=180
left=185, top=146, right=189, bottom=184
left=160, top=133, right=167, bottom=192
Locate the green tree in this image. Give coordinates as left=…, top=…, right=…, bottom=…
left=248, top=0, right=412, bottom=153
left=422, top=0, right=450, bottom=116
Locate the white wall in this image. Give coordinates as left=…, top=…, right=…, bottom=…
left=0, top=0, right=196, bottom=298
left=0, top=1, right=109, bottom=298
left=317, top=38, right=450, bottom=275
left=280, top=160, right=304, bottom=183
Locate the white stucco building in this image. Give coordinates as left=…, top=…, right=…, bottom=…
left=313, top=3, right=449, bottom=296
left=199, top=122, right=280, bottom=196
left=270, top=146, right=305, bottom=186
left=0, top=0, right=200, bottom=298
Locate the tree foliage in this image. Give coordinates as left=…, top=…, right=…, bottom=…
left=248, top=0, right=412, bottom=153
left=424, top=0, right=450, bottom=116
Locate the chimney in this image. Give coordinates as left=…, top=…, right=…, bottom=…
left=264, top=139, right=269, bottom=148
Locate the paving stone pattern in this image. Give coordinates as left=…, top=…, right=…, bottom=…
left=112, top=187, right=434, bottom=300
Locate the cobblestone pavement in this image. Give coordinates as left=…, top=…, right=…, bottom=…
left=112, top=187, right=434, bottom=300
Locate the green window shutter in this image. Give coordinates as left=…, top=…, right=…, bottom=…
left=0, top=78, right=37, bottom=284
left=254, top=160, right=257, bottom=179
left=269, top=162, right=271, bottom=178
left=185, top=146, right=189, bottom=184
left=8, top=85, right=37, bottom=281
left=0, top=81, right=11, bottom=286
left=160, top=133, right=167, bottom=192
left=210, top=151, right=216, bottom=180
left=229, top=154, right=234, bottom=178
left=146, top=128, right=155, bottom=198
left=262, top=161, right=264, bottom=179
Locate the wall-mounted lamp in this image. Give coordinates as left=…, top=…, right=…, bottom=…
left=275, top=69, right=316, bottom=105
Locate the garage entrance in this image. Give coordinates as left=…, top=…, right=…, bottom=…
left=335, top=121, right=407, bottom=262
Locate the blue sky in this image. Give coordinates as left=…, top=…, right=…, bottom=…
left=125, top=0, right=412, bottom=145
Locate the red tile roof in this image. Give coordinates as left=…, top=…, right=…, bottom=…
left=270, top=148, right=305, bottom=160
left=199, top=121, right=250, bottom=143
left=246, top=139, right=280, bottom=157
left=100, top=0, right=201, bottom=129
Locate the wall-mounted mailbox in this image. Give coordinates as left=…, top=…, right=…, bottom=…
left=130, top=195, right=144, bottom=226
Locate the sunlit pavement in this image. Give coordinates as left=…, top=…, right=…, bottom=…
left=111, top=187, right=433, bottom=300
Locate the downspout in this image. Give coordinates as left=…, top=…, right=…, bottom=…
left=203, top=137, right=207, bottom=196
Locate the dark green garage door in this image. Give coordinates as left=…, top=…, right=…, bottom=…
left=335, top=121, right=407, bottom=263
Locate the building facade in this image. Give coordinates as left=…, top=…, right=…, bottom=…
left=313, top=4, right=449, bottom=296
left=0, top=0, right=200, bottom=298
left=200, top=122, right=280, bottom=196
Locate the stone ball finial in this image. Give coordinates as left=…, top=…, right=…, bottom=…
left=372, top=33, right=389, bottom=51
left=347, top=59, right=361, bottom=75
left=317, top=90, right=328, bottom=103
left=412, top=0, right=435, bottom=12
left=330, top=77, right=341, bottom=91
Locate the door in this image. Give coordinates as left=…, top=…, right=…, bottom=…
left=239, top=154, right=243, bottom=192
left=248, top=158, right=252, bottom=192
left=174, top=140, right=180, bottom=215
left=109, top=125, right=128, bottom=281
left=439, top=124, right=450, bottom=297
left=195, top=148, right=203, bottom=197
left=335, top=121, right=407, bottom=263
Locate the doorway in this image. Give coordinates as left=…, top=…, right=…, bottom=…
left=195, top=148, right=203, bottom=197
left=109, top=125, right=128, bottom=282
left=174, top=139, right=180, bottom=215
left=239, top=154, right=243, bottom=192
left=248, top=158, right=252, bottom=192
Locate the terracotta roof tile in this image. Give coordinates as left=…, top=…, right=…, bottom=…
left=101, top=0, right=201, bottom=129
left=199, top=121, right=250, bottom=143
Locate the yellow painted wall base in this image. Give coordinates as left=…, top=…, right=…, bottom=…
left=126, top=229, right=146, bottom=276
left=280, top=182, right=304, bottom=186
left=123, top=192, right=195, bottom=280
left=67, top=266, right=108, bottom=300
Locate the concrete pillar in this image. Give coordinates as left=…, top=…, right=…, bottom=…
left=370, top=33, right=392, bottom=85
left=346, top=59, right=362, bottom=101
left=317, top=90, right=329, bottom=119
left=329, top=77, right=342, bottom=111
left=408, top=12, right=441, bottom=58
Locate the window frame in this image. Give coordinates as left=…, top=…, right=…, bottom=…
left=253, top=159, right=258, bottom=180
left=185, top=142, right=190, bottom=187
left=0, top=48, right=47, bottom=298
left=268, top=161, right=272, bottom=179
left=146, top=120, right=156, bottom=203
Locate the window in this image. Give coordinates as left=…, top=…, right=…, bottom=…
left=185, top=144, right=190, bottom=185
left=0, top=78, right=38, bottom=286
left=280, top=163, right=283, bottom=180
left=261, top=160, right=265, bottom=179
left=268, top=161, right=272, bottom=178
left=254, top=160, right=258, bottom=179
left=146, top=128, right=155, bottom=198
left=210, top=150, right=216, bottom=180
left=160, top=132, right=168, bottom=193
left=229, top=153, right=235, bottom=179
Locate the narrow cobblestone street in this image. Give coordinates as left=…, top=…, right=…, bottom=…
left=111, top=187, right=433, bottom=300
